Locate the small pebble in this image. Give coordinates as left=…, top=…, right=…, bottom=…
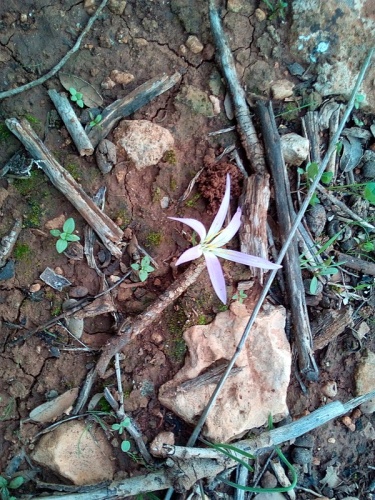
left=186, top=35, right=204, bottom=54
left=291, top=446, right=312, bottom=465
left=261, top=471, right=278, bottom=489
left=69, top=286, right=89, bottom=298
left=110, top=70, right=134, bottom=85
left=255, top=8, right=267, bottom=21
left=294, top=434, right=314, bottom=448
left=321, top=381, right=337, bottom=398
left=327, top=437, right=336, bottom=444
left=0, top=260, right=15, bottom=281
left=54, top=267, right=63, bottom=275
left=30, top=283, right=41, bottom=293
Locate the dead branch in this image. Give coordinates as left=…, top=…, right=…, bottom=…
left=96, top=261, right=206, bottom=377
left=335, top=251, right=375, bottom=275
left=48, top=89, right=94, bottom=156
left=312, top=307, right=354, bottom=350
left=32, top=390, right=375, bottom=499
left=256, top=101, right=318, bottom=381
left=5, top=118, right=123, bottom=258
left=88, top=72, right=182, bottom=147
left=0, top=0, right=108, bottom=100
left=0, top=219, right=22, bottom=268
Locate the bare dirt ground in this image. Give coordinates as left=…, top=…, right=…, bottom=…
left=0, top=1, right=375, bottom=499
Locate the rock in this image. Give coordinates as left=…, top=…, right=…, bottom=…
left=45, top=214, right=66, bottom=231
left=101, top=77, right=116, bottom=90
left=110, top=70, right=134, bottom=85
left=0, top=260, right=15, bottom=281
left=96, top=139, right=117, bottom=174
left=294, top=434, right=314, bottom=448
left=69, top=286, right=89, bottom=298
left=29, top=283, right=41, bottom=293
left=63, top=299, right=84, bottom=339
left=291, top=446, right=312, bottom=465
left=281, top=133, right=309, bottom=166
left=271, top=79, right=295, bottom=99
left=108, top=0, right=127, bottom=15
left=186, top=35, right=204, bottom=54
left=175, top=84, right=215, bottom=117
left=255, top=8, right=267, bottom=22
left=150, top=431, right=175, bottom=457
left=362, top=159, right=375, bottom=179
left=29, top=388, right=79, bottom=423
left=261, top=471, right=278, bottom=489
left=159, top=303, right=291, bottom=442
left=321, top=381, right=337, bottom=398
left=254, top=493, right=286, bottom=500
left=305, top=204, right=326, bottom=236
left=355, top=349, right=375, bottom=414
left=113, top=120, right=174, bottom=170
left=31, top=420, right=115, bottom=485
left=0, top=186, right=9, bottom=208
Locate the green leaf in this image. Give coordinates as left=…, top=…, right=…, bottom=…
left=141, top=256, right=151, bottom=266
left=131, top=263, right=140, bottom=271
left=306, top=162, right=319, bottom=182
left=77, top=99, right=85, bottom=108
left=0, top=477, right=7, bottom=487
left=321, top=171, right=333, bottom=184
left=364, top=182, right=375, bottom=204
left=139, top=270, right=148, bottom=282
left=144, top=265, right=155, bottom=273
left=69, top=87, right=77, bottom=96
left=320, top=267, right=339, bottom=276
left=309, top=192, right=320, bottom=206
left=122, top=417, right=131, bottom=427
left=111, top=423, right=121, bottom=431
left=50, top=229, right=61, bottom=237
left=56, top=239, right=68, bottom=253
left=66, top=234, right=80, bottom=242
left=309, top=276, right=318, bottom=295
left=1, top=488, right=10, bottom=500
left=362, top=242, right=375, bottom=252
left=8, top=477, right=24, bottom=489
left=63, top=218, right=75, bottom=234
left=121, top=440, right=131, bottom=452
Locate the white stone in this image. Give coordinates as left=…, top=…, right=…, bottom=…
left=113, top=120, right=174, bottom=170
left=355, top=348, right=375, bottom=414
left=31, top=420, right=115, bottom=485
left=29, top=388, right=78, bottom=423
left=271, top=79, right=295, bottom=99
left=159, top=303, right=291, bottom=442
left=281, top=133, right=310, bottom=166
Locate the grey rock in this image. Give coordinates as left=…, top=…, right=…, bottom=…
left=291, top=446, right=312, bottom=465
left=0, top=260, right=15, bottom=281
left=96, top=139, right=117, bottom=174
left=294, top=434, right=315, bottom=448
left=305, top=204, right=326, bottom=236
left=362, top=160, right=375, bottom=179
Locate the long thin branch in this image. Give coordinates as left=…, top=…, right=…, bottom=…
left=0, top=0, right=108, bottom=100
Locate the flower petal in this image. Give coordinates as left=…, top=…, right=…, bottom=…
left=206, top=174, right=231, bottom=241
left=175, top=245, right=203, bottom=265
left=204, top=252, right=227, bottom=304
left=169, top=217, right=207, bottom=241
left=209, top=207, right=242, bottom=248
left=213, top=248, right=282, bottom=269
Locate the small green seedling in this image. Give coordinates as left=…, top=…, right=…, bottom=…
left=232, top=290, right=247, bottom=304
left=263, top=0, right=288, bottom=20
left=354, top=93, right=365, bottom=110
left=69, top=87, right=84, bottom=108
left=131, top=255, right=155, bottom=282
left=50, top=217, right=80, bottom=253
left=0, top=475, right=24, bottom=500
left=112, top=417, right=131, bottom=452
left=298, top=162, right=333, bottom=206
left=89, top=112, right=102, bottom=128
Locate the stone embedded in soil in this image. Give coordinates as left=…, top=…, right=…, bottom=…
left=69, top=286, right=89, bottom=298
left=113, top=120, right=175, bottom=170
left=280, top=133, right=309, bottom=166
left=355, top=348, right=375, bottom=414
left=29, top=388, right=79, bottom=423
left=150, top=431, right=175, bottom=458
left=270, top=79, right=295, bottom=99
left=158, top=302, right=291, bottom=442
left=31, top=420, right=115, bottom=485
left=175, top=84, right=215, bottom=117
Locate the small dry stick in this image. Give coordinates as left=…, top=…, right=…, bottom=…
left=96, top=260, right=206, bottom=377
left=0, top=0, right=108, bottom=100
left=0, top=219, right=22, bottom=268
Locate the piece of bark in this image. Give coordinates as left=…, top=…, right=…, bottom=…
left=208, top=0, right=265, bottom=174
left=312, top=307, right=354, bottom=350
left=96, top=261, right=206, bottom=377
left=256, top=101, right=318, bottom=381
left=335, top=251, right=375, bottom=275
left=5, top=118, right=123, bottom=258
left=0, top=219, right=22, bottom=268
left=48, top=90, right=94, bottom=156
left=239, top=174, right=270, bottom=282
left=88, top=72, right=181, bottom=147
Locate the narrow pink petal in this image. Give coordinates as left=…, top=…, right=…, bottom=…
left=209, top=207, right=242, bottom=247
left=213, top=248, right=282, bottom=269
left=175, top=245, right=203, bottom=265
left=204, top=252, right=227, bottom=304
left=169, top=217, right=207, bottom=241
left=206, top=174, right=231, bottom=241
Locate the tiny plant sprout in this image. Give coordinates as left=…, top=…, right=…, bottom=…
left=50, top=217, right=80, bottom=253
left=69, top=87, right=84, bottom=108
left=232, top=289, right=247, bottom=304
left=0, top=474, right=24, bottom=500
left=89, top=112, right=102, bottom=128
left=131, top=255, right=155, bottom=282
left=111, top=417, right=131, bottom=452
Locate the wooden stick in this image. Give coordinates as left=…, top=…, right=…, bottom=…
left=88, top=72, right=182, bottom=147
left=5, top=118, right=123, bottom=258
left=335, top=251, right=375, bottom=276
left=0, top=0, right=108, bottom=100
left=256, top=101, right=318, bottom=381
left=0, top=219, right=22, bottom=268
left=48, top=90, right=94, bottom=156
left=96, top=261, right=206, bottom=377
left=312, top=307, right=354, bottom=350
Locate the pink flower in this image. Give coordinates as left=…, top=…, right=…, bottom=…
left=169, top=174, right=281, bottom=303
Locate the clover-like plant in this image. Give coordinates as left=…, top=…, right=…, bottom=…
left=89, top=112, right=102, bottom=128
left=50, top=217, right=80, bottom=253
left=169, top=174, right=281, bottom=304
left=232, top=289, right=247, bottom=304
left=111, top=417, right=131, bottom=452
left=0, top=475, right=24, bottom=500
left=69, top=87, right=84, bottom=108
left=131, top=255, right=155, bottom=282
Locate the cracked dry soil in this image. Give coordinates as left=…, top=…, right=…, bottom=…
left=0, top=1, right=375, bottom=498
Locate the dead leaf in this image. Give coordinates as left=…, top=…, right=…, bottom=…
left=320, top=465, right=341, bottom=488
left=59, top=73, right=103, bottom=108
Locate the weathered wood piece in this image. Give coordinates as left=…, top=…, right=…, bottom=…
left=88, top=72, right=182, bottom=147
left=256, top=101, right=318, bottom=381
left=33, top=390, right=375, bottom=499
left=0, top=219, right=22, bottom=268
left=240, top=174, right=270, bottom=282
left=5, top=118, right=123, bottom=258
left=312, top=307, right=354, bottom=350
left=48, top=89, right=94, bottom=156
left=96, top=261, right=206, bottom=377
left=335, top=251, right=375, bottom=275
